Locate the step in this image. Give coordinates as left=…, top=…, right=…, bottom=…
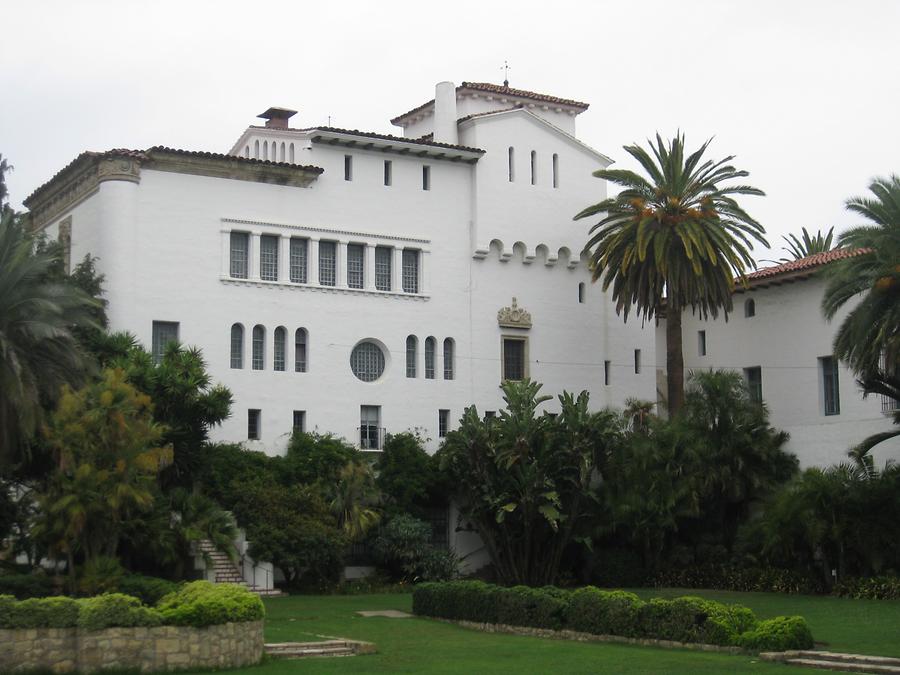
left=265, top=642, right=356, bottom=659
left=763, top=652, right=900, bottom=671
left=785, top=658, right=900, bottom=674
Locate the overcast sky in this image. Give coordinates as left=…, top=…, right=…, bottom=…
left=2, top=0, right=897, bottom=261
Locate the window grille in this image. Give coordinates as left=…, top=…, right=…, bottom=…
left=260, top=235, right=278, bottom=281
left=360, top=405, right=381, bottom=449
left=351, top=342, right=385, bottom=382
left=375, top=246, right=392, bottom=291
left=252, top=325, right=265, bottom=370
left=319, top=241, right=336, bottom=286
left=230, top=232, right=249, bottom=278
left=274, top=327, right=286, bottom=371
left=151, top=321, right=179, bottom=364
left=230, top=324, right=243, bottom=369
left=821, top=356, right=840, bottom=415
left=347, top=244, right=365, bottom=289
left=424, top=337, right=436, bottom=379
left=248, top=409, right=260, bottom=440
left=292, top=410, right=306, bottom=434
left=290, top=238, right=308, bottom=283
left=503, top=338, right=525, bottom=381
left=745, top=366, right=762, bottom=403
left=295, top=328, right=308, bottom=372
left=402, top=249, right=419, bottom=293
left=438, top=409, right=449, bottom=438
left=443, top=338, right=454, bottom=380
left=406, top=335, right=417, bottom=378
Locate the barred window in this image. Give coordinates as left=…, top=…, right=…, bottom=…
left=252, top=325, right=265, bottom=370
left=443, top=338, right=454, bottom=380
left=290, top=238, right=308, bottom=283
left=821, top=356, right=840, bottom=415
left=260, top=235, right=278, bottom=281
left=152, top=321, right=179, bottom=364
left=319, top=241, right=336, bottom=286
left=230, top=323, right=243, bottom=369
left=745, top=366, right=762, bottom=403
left=347, top=244, right=365, bottom=289
left=274, top=326, right=286, bottom=371
left=438, top=409, right=449, bottom=438
left=406, top=335, right=417, bottom=378
left=375, top=246, right=392, bottom=291
left=502, top=338, right=526, bottom=381
left=425, top=336, right=436, bottom=379
left=248, top=409, right=260, bottom=440
left=402, top=249, right=419, bottom=294
left=230, top=232, right=249, bottom=279
left=295, top=328, right=308, bottom=373
left=351, top=341, right=385, bottom=382
left=292, top=410, right=306, bottom=434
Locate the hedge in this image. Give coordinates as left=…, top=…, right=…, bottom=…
left=0, top=575, right=59, bottom=599
left=0, top=582, right=263, bottom=631
left=413, top=582, right=814, bottom=652
left=833, top=576, right=900, bottom=600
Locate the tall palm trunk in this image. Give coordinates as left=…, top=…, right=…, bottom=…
left=666, top=306, right=685, bottom=415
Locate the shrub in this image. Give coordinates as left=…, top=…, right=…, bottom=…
left=78, top=556, right=125, bottom=596
left=0, top=595, right=80, bottom=628
left=0, top=574, right=59, bottom=599
left=116, top=574, right=179, bottom=606
left=650, top=565, right=824, bottom=595
left=565, top=587, right=641, bottom=637
left=417, top=548, right=460, bottom=582
left=496, top=586, right=568, bottom=630
left=833, top=576, right=900, bottom=600
left=78, top=594, right=162, bottom=632
left=735, top=616, right=814, bottom=651
left=156, top=581, right=264, bottom=627
left=413, top=581, right=501, bottom=623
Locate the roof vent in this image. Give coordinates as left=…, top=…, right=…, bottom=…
left=257, top=107, right=297, bottom=129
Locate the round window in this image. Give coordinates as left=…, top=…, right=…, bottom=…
left=350, top=341, right=386, bottom=382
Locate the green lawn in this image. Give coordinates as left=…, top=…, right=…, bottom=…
left=186, top=589, right=900, bottom=674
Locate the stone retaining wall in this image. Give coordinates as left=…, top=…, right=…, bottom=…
left=0, top=620, right=264, bottom=673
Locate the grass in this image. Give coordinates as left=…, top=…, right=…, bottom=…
left=177, top=589, right=900, bottom=674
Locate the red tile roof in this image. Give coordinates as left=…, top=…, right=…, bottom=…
left=745, top=248, right=868, bottom=282
left=249, top=125, right=484, bottom=154
left=390, top=81, right=589, bottom=125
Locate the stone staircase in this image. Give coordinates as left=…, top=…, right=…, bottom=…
left=761, top=651, right=900, bottom=673
left=265, top=640, right=376, bottom=659
left=196, top=539, right=283, bottom=596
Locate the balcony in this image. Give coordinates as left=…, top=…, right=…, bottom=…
left=358, top=426, right=385, bottom=451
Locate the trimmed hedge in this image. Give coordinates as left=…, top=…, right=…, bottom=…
left=0, top=595, right=80, bottom=628
left=833, top=576, right=900, bottom=600
left=413, top=582, right=814, bottom=652
left=157, top=581, right=265, bottom=627
left=78, top=593, right=163, bottom=632
left=115, top=574, right=179, bottom=605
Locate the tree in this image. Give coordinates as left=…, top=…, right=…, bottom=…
left=0, top=211, right=100, bottom=465
left=575, top=134, right=767, bottom=415
left=763, top=226, right=837, bottom=264
left=376, top=432, right=447, bottom=517
left=0, top=154, right=12, bottom=212
left=329, top=461, right=381, bottom=541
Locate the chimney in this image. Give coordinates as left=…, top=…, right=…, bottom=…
left=432, top=82, right=458, bottom=145
left=257, top=107, right=297, bottom=130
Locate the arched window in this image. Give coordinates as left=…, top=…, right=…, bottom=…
left=424, top=336, right=436, bottom=379
left=274, top=326, right=286, bottom=371
left=294, top=328, right=308, bottom=372
left=280, top=142, right=285, bottom=162
left=254, top=140, right=259, bottom=159
left=289, top=143, right=295, bottom=163
left=508, top=147, right=515, bottom=182
left=552, top=153, right=559, bottom=188
left=252, top=325, right=265, bottom=370
left=530, top=150, right=537, bottom=185
left=406, top=335, right=418, bottom=378
left=230, top=323, right=243, bottom=369
left=263, top=141, right=268, bottom=161
left=443, top=338, right=454, bottom=380
left=243, top=145, right=249, bottom=158
left=745, top=298, right=756, bottom=317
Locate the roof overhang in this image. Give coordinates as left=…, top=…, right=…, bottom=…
left=307, top=129, right=483, bottom=163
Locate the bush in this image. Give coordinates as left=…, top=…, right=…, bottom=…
left=78, top=593, right=162, bottom=632
left=0, top=574, right=59, bottom=599
left=637, top=596, right=756, bottom=646
left=496, top=586, right=568, bottom=630
left=412, top=581, right=501, bottom=623
left=833, top=576, right=900, bottom=600
left=0, top=595, right=80, bottom=628
left=78, top=556, right=125, bottom=596
left=565, top=587, right=641, bottom=637
left=156, top=581, right=264, bottom=627
left=116, top=574, right=179, bottom=605
left=735, top=616, right=814, bottom=651
left=651, top=564, right=824, bottom=595
left=417, top=548, right=460, bottom=582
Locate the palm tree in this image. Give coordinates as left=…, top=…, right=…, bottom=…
left=575, top=134, right=767, bottom=414
left=763, top=226, right=837, bottom=264
left=0, top=211, right=99, bottom=465
left=329, top=461, right=381, bottom=540
left=0, top=154, right=12, bottom=211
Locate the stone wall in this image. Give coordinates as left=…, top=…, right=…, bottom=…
left=0, top=620, right=264, bottom=673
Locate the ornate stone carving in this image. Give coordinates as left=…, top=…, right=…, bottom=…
left=96, top=157, right=141, bottom=184
left=58, top=216, right=72, bottom=273
left=497, top=297, right=532, bottom=329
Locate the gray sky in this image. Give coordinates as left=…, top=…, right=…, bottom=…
left=2, top=0, right=897, bottom=261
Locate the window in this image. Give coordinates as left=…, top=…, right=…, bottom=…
left=230, top=232, right=249, bottom=279
left=604, top=360, right=611, bottom=386
left=347, top=244, right=365, bottom=289
left=745, top=366, right=762, bottom=403
left=425, top=337, right=436, bottom=379
left=344, top=154, right=353, bottom=181
left=152, top=321, right=179, bottom=364
left=443, top=338, right=454, bottom=380
left=289, top=143, right=295, bottom=163
left=634, top=349, right=642, bottom=374
left=294, top=328, right=308, bottom=372
left=502, top=337, right=526, bottom=381
left=402, top=249, right=419, bottom=293
left=422, top=165, right=431, bottom=191
left=290, top=238, right=308, bottom=283
left=248, top=409, right=260, bottom=440
left=375, top=246, right=392, bottom=291
left=254, top=140, right=259, bottom=159
left=821, top=356, right=841, bottom=415
left=552, top=153, right=559, bottom=188
left=260, top=235, right=279, bottom=281
left=384, top=160, right=392, bottom=186
left=530, top=150, right=537, bottom=185
left=360, top=405, right=381, bottom=450
left=351, top=341, right=386, bottom=382
left=274, top=326, right=286, bottom=371
left=292, top=410, right=306, bottom=434
left=508, top=147, right=515, bottom=182
left=230, top=323, right=243, bottom=369
left=319, top=240, right=336, bottom=286
left=406, top=335, right=417, bottom=378
left=745, top=298, right=756, bottom=317
left=698, top=330, right=707, bottom=356
left=438, top=409, right=450, bottom=438
left=578, top=282, right=585, bottom=303
left=252, top=325, right=265, bottom=370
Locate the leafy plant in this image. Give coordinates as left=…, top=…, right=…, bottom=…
left=78, top=593, right=162, bottom=632
left=156, top=580, right=264, bottom=627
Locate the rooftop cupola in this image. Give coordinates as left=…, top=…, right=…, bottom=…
left=257, top=107, right=297, bottom=129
